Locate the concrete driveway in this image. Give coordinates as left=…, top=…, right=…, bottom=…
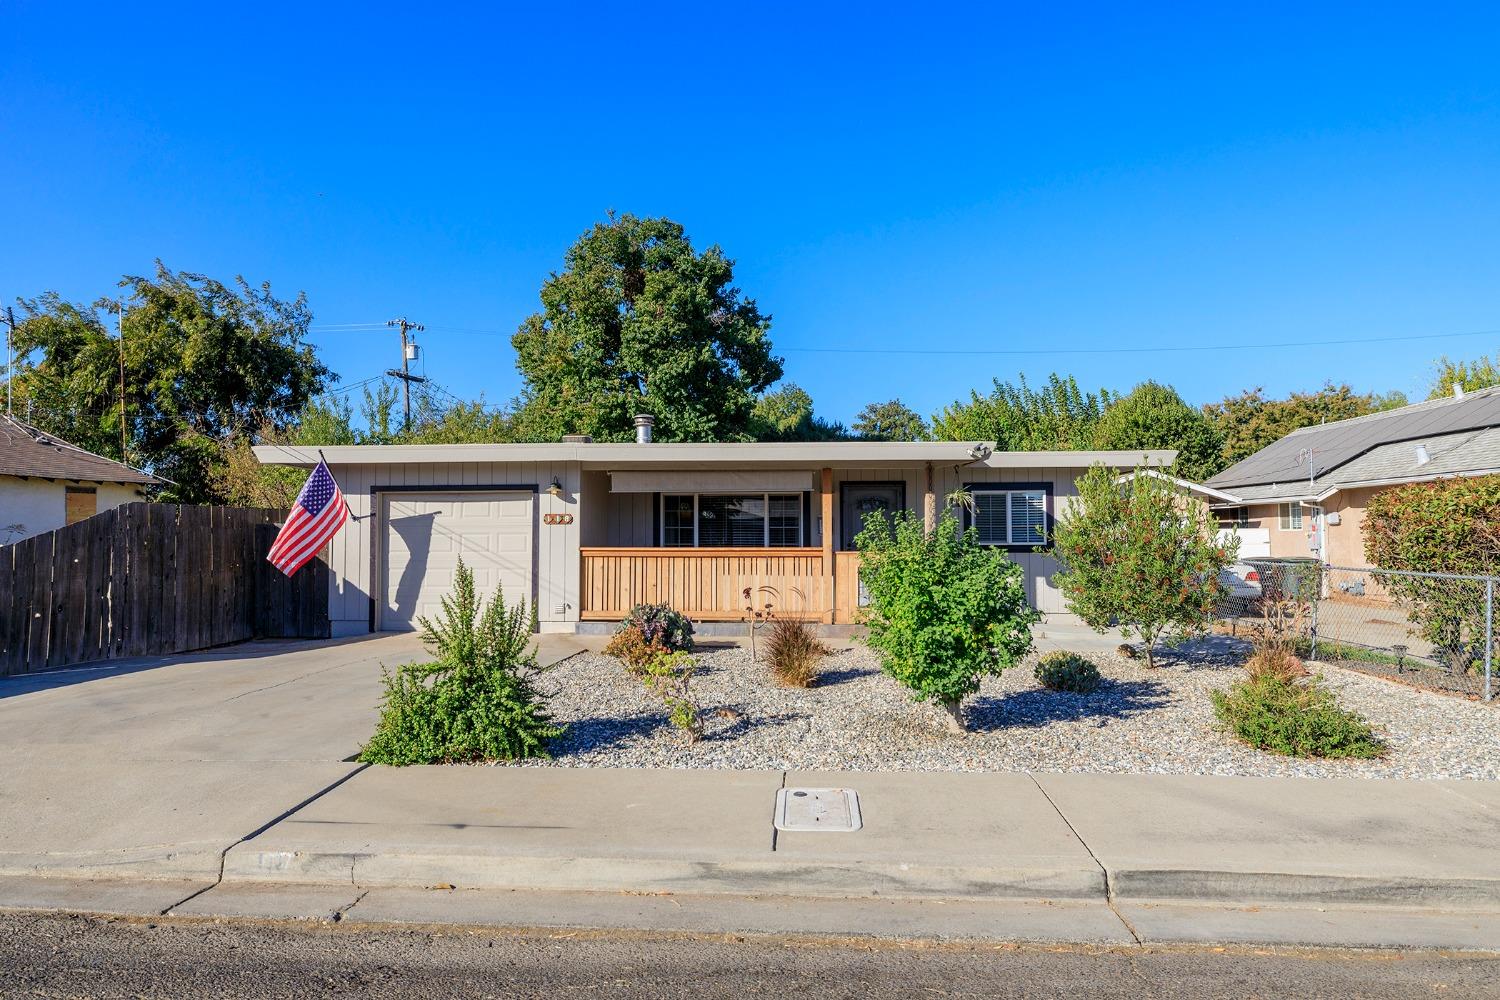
left=0, top=634, right=430, bottom=883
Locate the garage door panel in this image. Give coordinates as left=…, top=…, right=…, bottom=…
left=382, top=492, right=535, bottom=632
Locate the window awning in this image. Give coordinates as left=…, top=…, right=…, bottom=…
left=609, top=470, right=815, bottom=494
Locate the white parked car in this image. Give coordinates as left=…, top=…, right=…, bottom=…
left=1218, top=562, right=1263, bottom=600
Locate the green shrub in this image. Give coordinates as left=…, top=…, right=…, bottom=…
left=359, top=559, right=561, bottom=765
left=618, top=603, right=695, bottom=652
left=856, top=506, right=1039, bottom=731
left=1052, top=463, right=1236, bottom=668
left=764, top=617, right=829, bottom=687
left=640, top=649, right=703, bottom=743
left=1211, top=675, right=1384, bottom=759
left=1365, top=476, right=1500, bottom=673
left=1034, top=651, right=1102, bottom=693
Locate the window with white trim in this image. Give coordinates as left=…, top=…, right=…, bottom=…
left=971, top=489, right=1048, bottom=547
left=660, top=494, right=804, bottom=547
left=1278, top=503, right=1303, bottom=531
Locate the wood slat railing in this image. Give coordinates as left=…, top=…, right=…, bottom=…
left=580, top=547, right=830, bottom=621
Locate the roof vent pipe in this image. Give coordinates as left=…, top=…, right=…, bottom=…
left=1454, top=384, right=1466, bottom=399
left=1415, top=444, right=1431, bottom=466
left=633, top=414, right=655, bottom=444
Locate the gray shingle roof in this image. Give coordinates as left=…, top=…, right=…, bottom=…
left=1205, top=385, right=1500, bottom=491
left=0, top=415, right=159, bottom=485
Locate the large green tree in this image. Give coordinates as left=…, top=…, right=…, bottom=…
left=510, top=214, right=783, bottom=442
left=1205, top=382, right=1406, bottom=469
left=9, top=264, right=330, bottom=502
left=1092, top=381, right=1224, bottom=481
left=932, top=373, right=1110, bottom=450
left=853, top=398, right=929, bottom=441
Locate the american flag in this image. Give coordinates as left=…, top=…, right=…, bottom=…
left=266, top=459, right=347, bottom=576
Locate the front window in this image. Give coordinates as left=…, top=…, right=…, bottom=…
left=661, top=493, right=804, bottom=547
left=1279, top=503, right=1303, bottom=530
left=1217, top=506, right=1249, bottom=528
left=971, top=488, right=1048, bottom=547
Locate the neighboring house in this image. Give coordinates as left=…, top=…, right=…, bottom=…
left=1191, top=386, right=1500, bottom=564
left=0, top=415, right=160, bottom=544
left=253, top=431, right=1173, bottom=636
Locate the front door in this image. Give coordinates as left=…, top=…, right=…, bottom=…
left=840, top=483, right=906, bottom=550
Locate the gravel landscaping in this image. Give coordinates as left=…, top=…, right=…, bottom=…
left=512, top=636, right=1500, bottom=780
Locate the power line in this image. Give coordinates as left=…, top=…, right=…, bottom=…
left=304, top=322, right=1500, bottom=357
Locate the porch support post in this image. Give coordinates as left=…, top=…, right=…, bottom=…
left=821, top=467, right=835, bottom=623
left=924, top=462, right=936, bottom=532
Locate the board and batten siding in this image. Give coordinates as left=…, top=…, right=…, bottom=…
left=593, top=464, right=1082, bottom=616
left=324, top=461, right=583, bottom=636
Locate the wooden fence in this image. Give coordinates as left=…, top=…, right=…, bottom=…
left=0, top=503, right=329, bottom=677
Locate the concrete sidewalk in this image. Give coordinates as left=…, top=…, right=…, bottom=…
left=213, top=767, right=1500, bottom=911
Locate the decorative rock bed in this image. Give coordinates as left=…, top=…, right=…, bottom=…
left=513, top=638, right=1500, bottom=780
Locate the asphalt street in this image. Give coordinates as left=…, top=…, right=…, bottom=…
left=1, top=911, right=1497, bottom=999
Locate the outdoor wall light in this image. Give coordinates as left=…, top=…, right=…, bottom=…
left=545, top=479, right=565, bottom=498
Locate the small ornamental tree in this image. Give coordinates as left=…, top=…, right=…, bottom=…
left=856, top=507, right=1039, bottom=731
left=1052, top=464, right=1235, bottom=667
left=1364, top=475, right=1500, bottom=672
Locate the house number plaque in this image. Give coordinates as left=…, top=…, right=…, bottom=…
left=543, top=513, right=574, bottom=525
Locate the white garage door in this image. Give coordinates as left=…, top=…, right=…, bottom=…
left=382, top=492, right=534, bottom=632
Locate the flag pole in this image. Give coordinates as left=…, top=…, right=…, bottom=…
left=318, top=448, right=355, bottom=519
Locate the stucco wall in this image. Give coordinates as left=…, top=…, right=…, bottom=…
left=0, top=476, right=64, bottom=541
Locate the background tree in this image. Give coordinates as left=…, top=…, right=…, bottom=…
left=855, top=505, right=1039, bottom=731
left=852, top=398, right=929, bottom=441
left=9, top=263, right=329, bottom=502
left=1052, top=464, right=1234, bottom=668
left=1092, top=381, right=1223, bottom=481
left=932, top=373, right=1109, bottom=450
left=1364, top=475, right=1500, bottom=671
left=1428, top=353, right=1500, bottom=399
left=747, top=383, right=845, bottom=440
left=1205, top=382, right=1406, bottom=469
left=510, top=214, right=782, bottom=442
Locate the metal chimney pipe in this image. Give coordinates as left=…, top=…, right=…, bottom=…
left=633, top=413, right=655, bottom=444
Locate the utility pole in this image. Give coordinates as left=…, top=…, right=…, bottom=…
left=385, top=317, right=428, bottom=431
left=3, top=306, right=14, bottom=419
left=117, top=300, right=128, bottom=463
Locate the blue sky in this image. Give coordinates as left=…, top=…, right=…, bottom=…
left=4, top=3, right=1498, bottom=427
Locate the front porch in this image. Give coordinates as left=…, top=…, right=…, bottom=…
left=579, top=546, right=864, bottom=623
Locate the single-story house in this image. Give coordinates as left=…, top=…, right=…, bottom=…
left=253, top=429, right=1173, bottom=636
left=0, top=414, right=160, bottom=544
left=1190, top=385, right=1500, bottom=565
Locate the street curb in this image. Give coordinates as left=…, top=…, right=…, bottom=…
left=221, top=848, right=1107, bottom=901
left=1108, top=869, right=1500, bottom=911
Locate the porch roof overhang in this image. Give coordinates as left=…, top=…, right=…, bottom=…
left=253, top=441, right=1177, bottom=471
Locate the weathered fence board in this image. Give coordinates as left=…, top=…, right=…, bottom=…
left=0, top=503, right=329, bottom=677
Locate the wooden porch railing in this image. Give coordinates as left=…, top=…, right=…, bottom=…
left=580, top=547, right=831, bottom=621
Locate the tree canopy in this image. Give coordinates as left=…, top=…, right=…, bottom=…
left=852, top=398, right=929, bottom=441
left=509, top=214, right=783, bottom=443
left=932, top=373, right=1110, bottom=450
left=1428, top=353, right=1500, bottom=400
left=748, top=383, right=846, bottom=441
left=8, top=263, right=330, bottom=503
left=1092, top=381, right=1224, bottom=481
left=1204, top=382, right=1406, bottom=470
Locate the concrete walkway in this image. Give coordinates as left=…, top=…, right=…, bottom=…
left=2, top=632, right=1498, bottom=950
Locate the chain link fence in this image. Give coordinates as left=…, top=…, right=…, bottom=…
left=1217, top=559, right=1496, bottom=701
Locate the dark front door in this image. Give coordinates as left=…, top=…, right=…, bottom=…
left=841, top=483, right=906, bottom=550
